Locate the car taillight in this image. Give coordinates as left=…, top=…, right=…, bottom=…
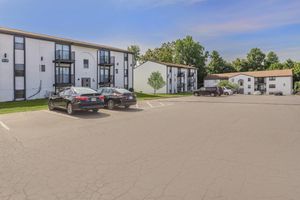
left=98, top=95, right=105, bottom=101
left=75, top=96, right=88, bottom=101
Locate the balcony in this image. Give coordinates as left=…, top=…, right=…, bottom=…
left=99, top=56, right=115, bottom=66
left=54, top=50, right=75, bottom=63
left=188, top=72, right=195, bottom=77
left=177, top=72, right=185, bottom=77
left=99, top=75, right=114, bottom=86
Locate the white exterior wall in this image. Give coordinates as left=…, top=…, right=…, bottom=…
left=230, top=74, right=255, bottom=94
left=26, top=38, right=55, bottom=99
left=134, top=61, right=167, bottom=94
left=0, top=34, right=14, bottom=101
left=204, top=79, right=220, bottom=87
left=72, top=46, right=98, bottom=90
left=266, top=76, right=292, bottom=95
left=0, top=32, right=134, bottom=102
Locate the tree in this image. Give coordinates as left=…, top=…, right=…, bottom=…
left=232, top=58, right=249, bottom=72
left=246, top=48, right=266, bottom=71
left=127, top=45, right=141, bottom=62
left=140, top=42, right=174, bottom=63
left=269, top=62, right=284, bottom=70
left=147, top=71, right=166, bottom=94
left=293, top=62, right=300, bottom=82
left=265, top=51, right=279, bottom=69
left=217, top=80, right=239, bottom=90
left=174, top=36, right=208, bottom=86
left=207, top=51, right=236, bottom=74
left=284, top=59, right=295, bottom=69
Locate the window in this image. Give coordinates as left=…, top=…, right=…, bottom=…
left=55, top=44, right=70, bottom=60
left=248, top=85, right=251, bottom=89
left=269, top=84, right=276, bottom=89
left=116, top=69, right=118, bottom=74
left=83, top=59, right=89, bottom=68
left=269, top=77, right=276, bottom=81
left=15, top=37, right=24, bottom=50
left=15, top=64, right=25, bottom=76
left=248, top=78, right=251, bottom=82
left=40, top=65, right=46, bottom=72
left=15, top=90, right=25, bottom=99
left=124, top=53, right=128, bottom=61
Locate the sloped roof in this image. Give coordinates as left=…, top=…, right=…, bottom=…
left=205, top=69, right=293, bottom=80
left=150, top=61, right=196, bottom=69
left=0, top=26, right=132, bottom=54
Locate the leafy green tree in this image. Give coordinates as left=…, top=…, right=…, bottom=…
left=293, top=62, right=300, bottom=82
left=294, top=81, right=300, bottom=92
left=284, top=59, right=295, bottom=69
left=127, top=45, right=141, bottom=62
left=232, top=58, right=249, bottom=72
left=269, top=62, right=284, bottom=70
left=174, top=36, right=208, bottom=86
left=246, top=48, right=266, bottom=71
left=217, top=80, right=239, bottom=90
left=265, top=51, right=279, bottom=68
left=141, top=42, right=174, bottom=63
left=207, top=51, right=236, bottom=74
left=147, top=71, right=166, bottom=94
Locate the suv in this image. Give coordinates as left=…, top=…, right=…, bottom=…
left=193, top=87, right=223, bottom=97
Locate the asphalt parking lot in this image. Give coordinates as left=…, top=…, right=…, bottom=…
left=1, top=95, right=300, bottom=200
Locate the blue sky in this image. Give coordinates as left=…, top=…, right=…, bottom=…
left=0, top=0, right=300, bottom=61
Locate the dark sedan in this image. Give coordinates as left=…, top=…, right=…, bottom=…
left=97, top=87, right=137, bottom=110
left=48, top=87, right=105, bottom=115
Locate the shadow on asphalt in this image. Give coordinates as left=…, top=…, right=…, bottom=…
left=104, top=107, right=144, bottom=112
left=50, top=109, right=111, bottom=119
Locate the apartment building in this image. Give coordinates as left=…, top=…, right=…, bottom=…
left=134, top=61, right=197, bottom=94
left=0, top=27, right=134, bottom=102
left=204, top=69, right=293, bottom=95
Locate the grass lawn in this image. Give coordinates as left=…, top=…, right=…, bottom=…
left=0, top=99, right=48, bottom=115
left=0, top=93, right=192, bottom=115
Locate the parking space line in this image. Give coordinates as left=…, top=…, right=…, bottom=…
left=0, top=120, right=10, bottom=131
left=146, top=101, right=154, bottom=108
left=43, top=110, right=79, bottom=120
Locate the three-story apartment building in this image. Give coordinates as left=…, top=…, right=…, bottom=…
left=134, top=61, right=197, bottom=94
left=0, top=27, right=134, bottom=102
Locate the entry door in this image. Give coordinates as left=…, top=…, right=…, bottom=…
left=81, top=78, right=91, bottom=88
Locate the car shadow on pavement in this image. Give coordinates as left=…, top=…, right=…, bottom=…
left=73, top=111, right=110, bottom=119
left=106, top=107, right=144, bottom=112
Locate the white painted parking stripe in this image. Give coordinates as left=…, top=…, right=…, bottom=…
left=43, top=110, right=79, bottom=120
left=0, top=120, right=10, bottom=131
left=146, top=101, right=154, bottom=108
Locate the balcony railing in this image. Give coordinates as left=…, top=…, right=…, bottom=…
left=54, top=50, right=75, bottom=63
left=177, top=72, right=185, bottom=77
left=99, top=75, right=114, bottom=86
left=99, top=56, right=115, bottom=66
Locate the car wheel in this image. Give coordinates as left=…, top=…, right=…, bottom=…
left=107, top=100, right=115, bottom=110
left=125, top=105, right=130, bottom=109
left=48, top=100, right=55, bottom=111
left=224, top=92, right=229, bottom=96
left=92, top=109, right=99, bottom=113
left=210, top=93, right=215, bottom=97
left=67, top=103, right=74, bottom=115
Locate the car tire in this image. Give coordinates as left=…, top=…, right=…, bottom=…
left=224, top=92, right=229, bottom=96
left=92, top=109, right=99, bottom=113
left=67, top=103, right=74, bottom=115
left=48, top=100, right=55, bottom=111
left=210, top=93, right=216, bottom=97
left=107, top=100, right=115, bottom=110
left=125, top=105, right=130, bottom=109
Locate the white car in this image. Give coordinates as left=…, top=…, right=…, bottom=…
left=223, top=87, right=233, bottom=95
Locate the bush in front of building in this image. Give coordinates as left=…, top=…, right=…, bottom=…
left=217, top=80, right=239, bottom=91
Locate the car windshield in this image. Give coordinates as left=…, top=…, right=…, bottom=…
left=73, top=87, right=97, bottom=95
left=115, top=88, right=131, bottom=94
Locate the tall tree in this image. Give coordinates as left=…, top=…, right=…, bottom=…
left=207, top=51, right=235, bottom=74
left=293, top=62, right=300, bottom=82
left=127, top=45, right=141, bottom=62
left=174, top=36, right=208, bottom=85
left=140, top=42, right=174, bottom=63
left=265, top=51, right=279, bottom=69
left=246, top=48, right=266, bottom=71
left=232, top=58, right=249, bottom=72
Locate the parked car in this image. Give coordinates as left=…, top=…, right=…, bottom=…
left=48, top=87, right=105, bottom=115
left=253, top=91, right=262, bottom=95
left=97, top=87, right=137, bottom=109
left=273, top=91, right=283, bottom=96
left=223, top=87, right=233, bottom=95
left=193, top=87, right=223, bottom=97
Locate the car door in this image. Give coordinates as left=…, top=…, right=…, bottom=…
left=61, top=89, right=72, bottom=108
left=53, top=89, right=66, bottom=108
